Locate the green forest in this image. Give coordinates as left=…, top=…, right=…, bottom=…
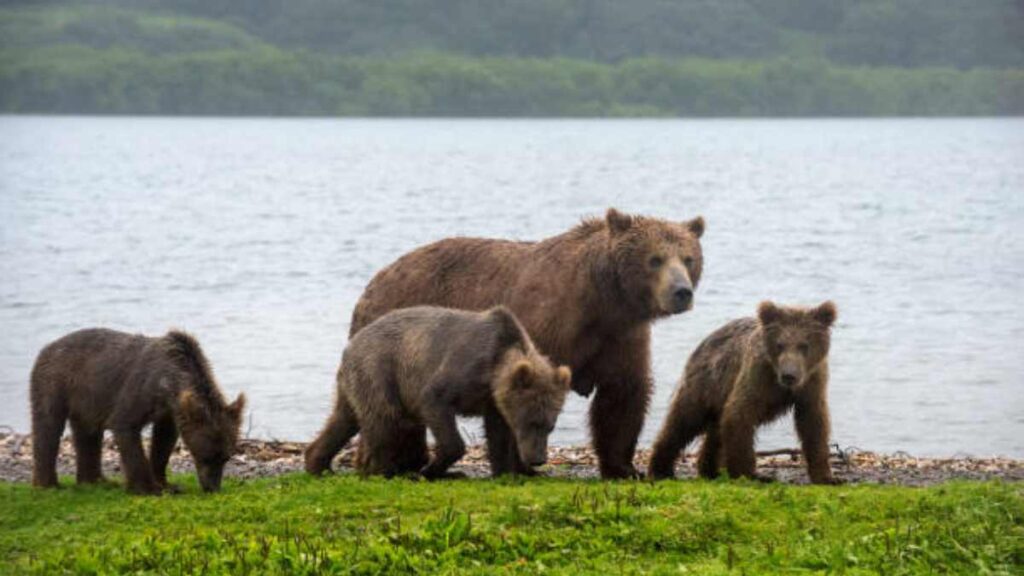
left=1, top=0, right=1022, bottom=116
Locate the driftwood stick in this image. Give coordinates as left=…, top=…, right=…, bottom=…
left=755, top=448, right=803, bottom=458
left=753, top=446, right=848, bottom=459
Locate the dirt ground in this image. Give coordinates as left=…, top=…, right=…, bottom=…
left=3, top=430, right=1021, bottom=486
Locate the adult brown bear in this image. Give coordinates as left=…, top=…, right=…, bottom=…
left=350, top=208, right=705, bottom=478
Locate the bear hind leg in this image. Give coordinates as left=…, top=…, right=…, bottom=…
left=305, top=393, right=360, bottom=476
left=30, top=389, right=67, bottom=489
left=648, top=399, right=706, bottom=480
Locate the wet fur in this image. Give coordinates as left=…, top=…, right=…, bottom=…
left=648, top=302, right=838, bottom=484
left=349, top=208, right=704, bottom=479
left=305, top=306, right=570, bottom=479
left=30, top=328, right=245, bottom=494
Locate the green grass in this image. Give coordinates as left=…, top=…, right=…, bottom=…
left=1, top=475, right=1021, bottom=575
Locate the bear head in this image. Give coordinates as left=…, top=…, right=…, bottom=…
left=176, top=389, right=246, bottom=492
left=604, top=208, right=705, bottom=320
left=493, top=349, right=571, bottom=467
left=757, top=300, right=837, bottom=390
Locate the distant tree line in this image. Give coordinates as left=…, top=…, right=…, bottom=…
left=2, top=48, right=1021, bottom=116
left=0, top=2, right=1022, bottom=116
left=4, top=0, right=1019, bottom=68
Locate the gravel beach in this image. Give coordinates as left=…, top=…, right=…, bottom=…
left=2, top=430, right=1021, bottom=486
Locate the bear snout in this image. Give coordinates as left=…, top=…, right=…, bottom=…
left=518, top=439, right=548, bottom=467
left=197, top=464, right=224, bottom=492
left=671, top=286, right=693, bottom=312
left=779, top=373, right=798, bottom=388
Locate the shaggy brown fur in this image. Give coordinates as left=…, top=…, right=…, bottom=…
left=349, top=208, right=704, bottom=479
left=648, top=301, right=839, bottom=484
left=30, top=328, right=245, bottom=494
left=305, top=306, right=571, bottom=479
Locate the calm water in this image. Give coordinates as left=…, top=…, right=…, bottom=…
left=1, top=117, right=1022, bottom=457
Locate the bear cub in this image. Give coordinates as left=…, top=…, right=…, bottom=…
left=305, top=306, right=572, bottom=479
left=30, top=328, right=246, bottom=494
left=648, top=301, right=840, bottom=484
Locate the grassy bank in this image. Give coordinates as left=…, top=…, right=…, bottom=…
left=1, top=474, right=1020, bottom=574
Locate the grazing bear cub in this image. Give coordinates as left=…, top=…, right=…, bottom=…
left=30, top=328, right=246, bottom=494
left=305, top=306, right=572, bottom=479
left=648, top=301, right=840, bottom=484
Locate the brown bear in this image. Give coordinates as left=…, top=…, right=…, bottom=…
left=349, top=208, right=704, bottom=479
left=30, top=328, right=246, bottom=494
left=305, top=306, right=572, bottom=479
left=647, top=301, right=840, bottom=484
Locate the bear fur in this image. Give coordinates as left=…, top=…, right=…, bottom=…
left=349, top=208, right=704, bottom=479
left=648, top=301, right=839, bottom=484
left=30, top=328, right=246, bottom=494
left=305, top=306, right=571, bottom=479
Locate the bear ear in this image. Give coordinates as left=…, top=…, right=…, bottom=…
left=812, top=301, right=837, bottom=327
left=555, top=366, right=572, bottom=390
left=687, top=216, right=705, bottom=239
left=511, top=361, right=534, bottom=390
left=227, top=393, right=246, bottom=422
left=757, top=301, right=782, bottom=326
left=605, top=208, right=633, bottom=235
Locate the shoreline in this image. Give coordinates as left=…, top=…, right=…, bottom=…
left=2, top=431, right=1021, bottom=486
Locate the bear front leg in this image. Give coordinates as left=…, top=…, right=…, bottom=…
left=484, top=406, right=516, bottom=476
left=70, top=420, right=105, bottom=485
left=696, top=423, right=723, bottom=480
left=483, top=406, right=537, bottom=477
left=114, top=429, right=160, bottom=495
left=149, top=416, right=180, bottom=492
left=393, top=421, right=430, bottom=474
left=720, top=412, right=761, bottom=481
left=420, top=411, right=466, bottom=480
left=585, top=334, right=651, bottom=479
left=589, top=380, right=650, bottom=479
left=795, top=388, right=838, bottom=485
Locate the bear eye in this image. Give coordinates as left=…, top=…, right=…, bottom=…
left=648, top=256, right=664, bottom=269
left=683, top=256, right=694, bottom=267
left=797, top=343, right=810, bottom=354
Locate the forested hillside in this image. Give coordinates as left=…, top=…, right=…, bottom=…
left=1, top=0, right=1022, bottom=116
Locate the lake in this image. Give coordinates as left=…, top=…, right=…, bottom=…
left=1, top=117, right=1022, bottom=457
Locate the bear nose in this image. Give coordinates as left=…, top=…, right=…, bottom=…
left=780, top=374, right=798, bottom=387
left=673, top=287, right=693, bottom=308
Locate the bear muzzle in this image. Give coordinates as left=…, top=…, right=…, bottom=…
left=518, top=438, right=549, bottom=467
left=671, top=286, right=693, bottom=312
left=659, top=266, right=695, bottom=314
left=777, top=357, right=804, bottom=389
left=197, top=463, right=225, bottom=492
